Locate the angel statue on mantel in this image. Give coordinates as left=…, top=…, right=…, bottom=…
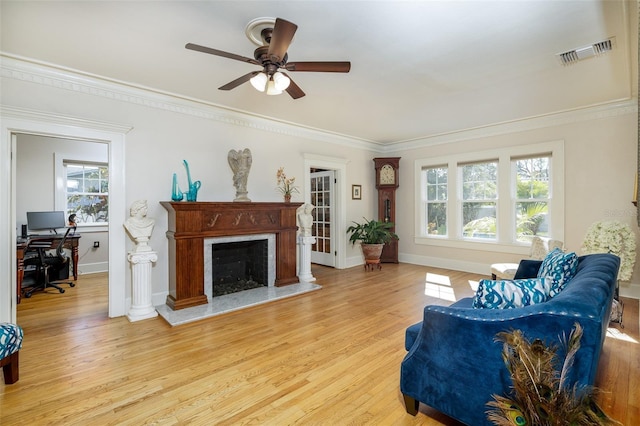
left=228, top=148, right=252, bottom=202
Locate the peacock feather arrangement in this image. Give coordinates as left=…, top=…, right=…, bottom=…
left=487, top=323, right=620, bottom=425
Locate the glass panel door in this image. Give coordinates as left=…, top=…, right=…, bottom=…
left=310, top=170, right=335, bottom=267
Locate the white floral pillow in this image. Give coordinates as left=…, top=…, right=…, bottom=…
left=537, top=248, right=578, bottom=297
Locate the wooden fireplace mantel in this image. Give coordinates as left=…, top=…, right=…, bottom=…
left=160, top=201, right=302, bottom=310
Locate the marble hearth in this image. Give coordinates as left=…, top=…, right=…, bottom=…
left=155, top=281, right=321, bottom=326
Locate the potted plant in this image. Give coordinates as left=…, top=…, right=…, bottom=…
left=276, top=167, right=299, bottom=203
left=347, top=218, right=399, bottom=269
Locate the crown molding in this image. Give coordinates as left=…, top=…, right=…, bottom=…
left=0, top=105, right=133, bottom=135
left=379, top=99, right=637, bottom=152
left=1, top=53, right=635, bottom=154
left=0, top=53, right=382, bottom=152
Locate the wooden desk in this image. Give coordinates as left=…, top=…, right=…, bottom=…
left=16, top=234, right=81, bottom=304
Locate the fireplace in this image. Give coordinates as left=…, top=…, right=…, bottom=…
left=212, top=240, right=266, bottom=295
left=161, top=201, right=300, bottom=310
left=204, top=233, right=276, bottom=300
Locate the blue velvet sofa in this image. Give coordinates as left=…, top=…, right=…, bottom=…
left=400, top=253, right=620, bottom=425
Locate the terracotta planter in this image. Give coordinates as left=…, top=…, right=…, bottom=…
left=361, top=243, right=384, bottom=270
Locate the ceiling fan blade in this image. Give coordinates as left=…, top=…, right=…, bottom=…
left=218, top=71, right=261, bottom=91
left=186, top=43, right=260, bottom=66
left=282, top=73, right=305, bottom=99
left=285, top=62, right=351, bottom=73
left=268, top=18, right=297, bottom=63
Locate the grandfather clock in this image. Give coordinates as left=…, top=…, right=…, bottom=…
left=373, top=157, right=400, bottom=263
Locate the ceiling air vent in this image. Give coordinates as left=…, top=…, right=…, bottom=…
left=557, top=37, right=615, bottom=65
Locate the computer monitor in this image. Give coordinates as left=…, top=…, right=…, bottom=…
left=26, top=211, right=66, bottom=234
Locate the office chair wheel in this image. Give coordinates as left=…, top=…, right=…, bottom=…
left=24, top=292, right=33, bottom=298
left=59, top=289, right=65, bottom=294
left=70, top=283, right=75, bottom=287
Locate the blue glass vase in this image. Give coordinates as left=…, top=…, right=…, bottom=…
left=171, top=173, right=184, bottom=202
left=183, top=160, right=201, bottom=202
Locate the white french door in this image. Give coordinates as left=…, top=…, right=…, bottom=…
left=310, top=170, right=335, bottom=267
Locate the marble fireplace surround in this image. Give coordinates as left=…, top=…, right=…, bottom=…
left=203, top=233, right=276, bottom=300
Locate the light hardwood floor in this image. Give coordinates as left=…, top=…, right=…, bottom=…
left=2, top=263, right=638, bottom=425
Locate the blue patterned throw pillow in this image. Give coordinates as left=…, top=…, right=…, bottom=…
left=537, top=248, right=578, bottom=297
left=0, top=323, right=23, bottom=359
left=473, top=278, right=552, bottom=309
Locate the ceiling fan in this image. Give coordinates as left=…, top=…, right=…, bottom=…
left=185, top=17, right=351, bottom=99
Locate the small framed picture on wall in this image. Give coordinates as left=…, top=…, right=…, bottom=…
left=352, top=184, right=362, bottom=200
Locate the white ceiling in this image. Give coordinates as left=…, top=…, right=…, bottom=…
left=1, top=1, right=637, bottom=145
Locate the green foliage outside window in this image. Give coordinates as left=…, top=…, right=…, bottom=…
left=462, top=162, right=497, bottom=239
left=515, top=157, right=550, bottom=241
left=421, top=156, right=551, bottom=242
left=425, top=167, right=448, bottom=235
left=66, top=163, right=109, bottom=224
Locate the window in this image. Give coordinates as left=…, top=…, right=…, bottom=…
left=424, top=166, right=448, bottom=236
left=415, top=141, right=564, bottom=252
left=461, top=161, right=497, bottom=240
left=65, top=162, right=109, bottom=225
left=514, top=156, right=550, bottom=242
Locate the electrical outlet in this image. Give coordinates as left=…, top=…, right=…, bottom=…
left=93, top=241, right=100, bottom=248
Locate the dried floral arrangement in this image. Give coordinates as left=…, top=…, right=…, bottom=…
left=487, top=323, right=620, bottom=425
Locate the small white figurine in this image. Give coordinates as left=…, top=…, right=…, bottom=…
left=297, top=203, right=315, bottom=237
left=124, top=200, right=155, bottom=252
left=228, top=148, right=252, bottom=202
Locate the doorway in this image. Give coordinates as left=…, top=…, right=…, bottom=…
left=0, top=110, right=128, bottom=322
left=15, top=134, right=110, bottom=304
left=303, top=154, right=348, bottom=270
left=310, top=169, right=335, bottom=267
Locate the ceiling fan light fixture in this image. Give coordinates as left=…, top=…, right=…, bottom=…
left=272, top=71, right=290, bottom=91
left=266, top=79, right=283, bottom=95
left=186, top=17, right=349, bottom=99
left=250, top=72, right=268, bottom=91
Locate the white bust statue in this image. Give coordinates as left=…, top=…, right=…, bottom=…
left=296, top=203, right=315, bottom=237
left=124, top=199, right=155, bottom=252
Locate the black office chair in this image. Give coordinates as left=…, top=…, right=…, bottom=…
left=22, top=228, right=75, bottom=298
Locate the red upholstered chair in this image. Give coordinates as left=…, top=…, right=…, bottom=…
left=1, top=323, right=24, bottom=384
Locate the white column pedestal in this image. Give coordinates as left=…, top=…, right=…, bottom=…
left=297, top=235, right=316, bottom=282
left=127, top=251, right=158, bottom=322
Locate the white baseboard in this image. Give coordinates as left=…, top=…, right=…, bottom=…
left=399, top=253, right=640, bottom=300
left=152, top=292, right=168, bottom=307
left=347, top=253, right=488, bottom=274
left=345, top=255, right=364, bottom=269
left=76, top=262, right=109, bottom=275
left=619, top=283, right=640, bottom=300
left=399, top=253, right=489, bottom=276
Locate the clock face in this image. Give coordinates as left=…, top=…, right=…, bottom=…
left=379, top=164, right=395, bottom=185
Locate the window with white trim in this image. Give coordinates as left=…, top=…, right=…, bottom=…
left=513, top=155, right=550, bottom=242
left=461, top=160, right=498, bottom=240
left=415, top=141, right=564, bottom=250
left=424, top=165, right=448, bottom=236
left=65, top=161, right=109, bottom=226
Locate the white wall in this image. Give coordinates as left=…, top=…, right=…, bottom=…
left=0, top=57, right=379, bottom=321
left=393, top=108, right=640, bottom=298
left=1, top=56, right=638, bottom=323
